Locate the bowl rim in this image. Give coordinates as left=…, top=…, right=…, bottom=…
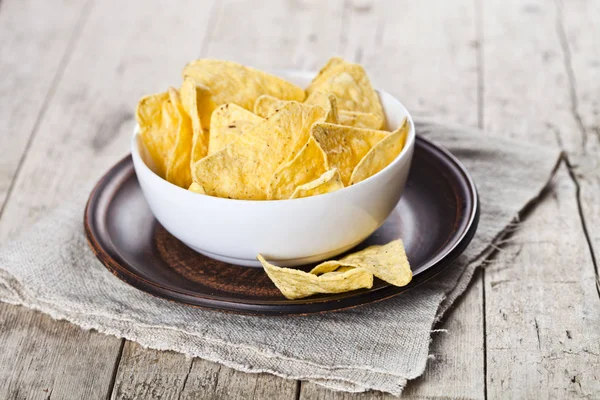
left=131, top=74, right=416, bottom=205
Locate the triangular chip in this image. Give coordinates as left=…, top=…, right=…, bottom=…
left=349, top=118, right=409, bottom=185
left=309, top=240, right=412, bottom=287
left=307, top=57, right=385, bottom=128
left=257, top=93, right=379, bottom=129
left=305, top=91, right=381, bottom=129
left=180, top=78, right=216, bottom=167
left=311, top=123, right=387, bottom=185
left=136, top=88, right=193, bottom=188
left=290, top=169, right=343, bottom=199
left=183, top=60, right=305, bottom=111
left=208, top=104, right=264, bottom=155
left=257, top=254, right=373, bottom=299
left=192, top=102, right=326, bottom=200
left=164, top=88, right=194, bottom=188
left=267, top=137, right=328, bottom=200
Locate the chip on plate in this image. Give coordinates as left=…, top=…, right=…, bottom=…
left=311, top=122, right=387, bottom=185
left=192, top=102, right=326, bottom=199
left=183, top=60, right=305, bottom=111
left=290, top=168, right=343, bottom=199
left=349, top=117, right=409, bottom=185
left=208, top=103, right=264, bottom=155
left=257, top=254, right=373, bottom=299
left=310, top=240, right=412, bottom=287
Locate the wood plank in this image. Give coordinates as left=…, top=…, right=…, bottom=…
left=204, top=0, right=346, bottom=71
left=0, top=303, right=119, bottom=400
left=484, top=169, right=600, bottom=398
left=0, top=0, right=90, bottom=210
left=558, top=0, right=600, bottom=300
left=178, top=359, right=298, bottom=400
left=111, top=342, right=192, bottom=400
left=301, top=0, right=485, bottom=398
left=482, top=0, right=600, bottom=397
left=0, top=0, right=220, bottom=397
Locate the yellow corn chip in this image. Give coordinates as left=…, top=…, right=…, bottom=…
left=257, top=254, right=373, bottom=299
left=290, top=168, right=344, bottom=199
left=136, top=88, right=193, bottom=188
left=305, top=91, right=381, bottom=129
left=183, top=60, right=305, bottom=111
left=349, top=118, right=409, bottom=185
left=311, top=123, right=387, bottom=185
left=307, top=58, right=385, bottom=128
left=136, top=92, right=172, bottom=179
left=309, top=240, right=412, bottom=287
left=208, top=104, right=264, bottom=155
left=192, top=102, right=326, bottom=200
left=180, top=78, right=216, bottom=167
left=188, top=182, right=206, bottom=194
left=164, top=88, right=194, bottom=188
left=267, top=137, right=328, bottom=200
left=258, top=93, right=379, bottom=129
left=255, top=95, right=337, bottom=122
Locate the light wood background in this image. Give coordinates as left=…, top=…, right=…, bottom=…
left=1, top=0, right=599, bottom=398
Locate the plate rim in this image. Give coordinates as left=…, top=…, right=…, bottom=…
left=84, top=135, right=479, bottom=316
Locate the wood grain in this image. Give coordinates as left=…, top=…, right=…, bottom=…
left=0, top=303, right=118, bottom=400
left=178, top=359, right=298, bottom=400
left=482, top=0, right=600, bottom=398
left=0, top=0, right=90, bottom=212
left=558, top=0, right=600, bottom=301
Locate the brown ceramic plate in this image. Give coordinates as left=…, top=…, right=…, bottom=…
left=85, top=136, right=479, bottom=315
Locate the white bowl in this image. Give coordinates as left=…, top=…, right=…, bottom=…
left=131, top=71, right=415, bottom=267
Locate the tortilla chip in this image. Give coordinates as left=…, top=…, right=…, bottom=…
left=183, top=60, right=305, bottom=111
left=257, top=254, right=373, bottom=299
left=192, top=102, right=326, bottom=199
left=311, top=123, right=387, bottom=185
left=307, top=57, right=385, bottom=128
left=290, top=169, right=343, bottom=199
left=259, top=93, right=380, bottom=129
left=349, top=118, right=409, bottom=185
left=305, top=91, right=382, bottom=129
left=164, top=88, right=194, bottom=188
left=208, top=104, right=264, bottom=155
left=136, top=88, right=193, bottom=188
left=267, top=137, right=328, bottom=200
left=180, top=78, right=216, bottom=167
left=310, top=240, right=412, bottom=287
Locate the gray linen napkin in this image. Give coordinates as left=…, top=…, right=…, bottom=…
left=0, top=120, right=561, bottom=396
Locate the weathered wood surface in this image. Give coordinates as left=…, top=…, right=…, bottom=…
left=482, top=1, right=600, bottom=399
left=0, top=0, right=598, bottom=399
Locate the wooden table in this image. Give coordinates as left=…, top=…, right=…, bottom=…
left=1, top=0, right=599, bottom=398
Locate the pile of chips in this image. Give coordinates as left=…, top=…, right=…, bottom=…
left=136, top=57, right=412, bottom=298
left=136, top=57, right=409, bottom=200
